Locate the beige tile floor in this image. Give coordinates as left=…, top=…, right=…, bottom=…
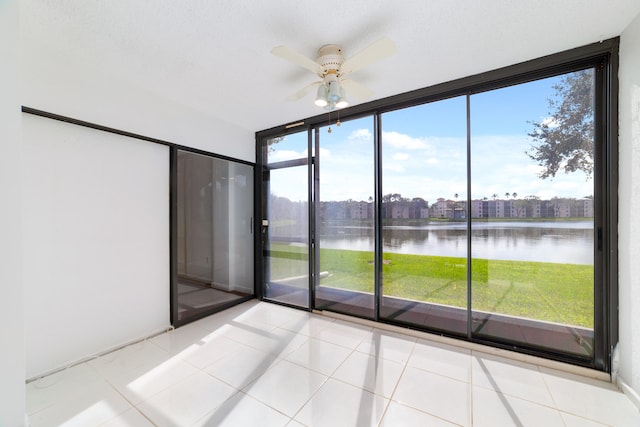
left=26, top=300, right=640, bottom=426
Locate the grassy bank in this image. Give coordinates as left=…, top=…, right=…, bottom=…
left=267, top=244, right=593, bottom=328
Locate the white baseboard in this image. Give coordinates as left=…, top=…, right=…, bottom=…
left=25, top=326, right=171, bottom=383
left=618, top=377, right=640, bottom=411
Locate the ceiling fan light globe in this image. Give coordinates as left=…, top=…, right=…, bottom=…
left=327, top=81, right=341, bottom=102
left=314, top=85, right=328, bottom=107
left=336, top=87, right=348, bottom=108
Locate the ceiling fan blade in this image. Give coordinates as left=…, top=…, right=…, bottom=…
left=341, top=37, right=396, bottom=75
left=286, top=81, right=322, bottom=101
left=271, top=45, right=324, bottom=75
left=341, top=79, right=374, bottom=101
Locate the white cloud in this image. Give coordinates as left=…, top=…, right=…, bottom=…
left=393, top=153, right=409, bottom=161
left=426, top=157, right=439, bottom=164
left=541, top=116, right=560, bottom=128
left=553, top=180, right=591, bottom=191
left=525, top=164, right=544, bottom=175
left=268, top=149, right=305, bottom=162
left=319, top=147, right=331, bottom=157
left=348, top=128, right=372, bottom=141
left=268, top=147, right=331, bottom=163
left=383, top=163, right=406, bottom=173
left=382, top=131, right=430, bottom=150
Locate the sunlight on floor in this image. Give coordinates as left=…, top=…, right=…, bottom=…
left=26, top=300, right=640, bottom=426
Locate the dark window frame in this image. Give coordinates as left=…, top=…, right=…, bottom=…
left=171, top=146, right=256, bottom=328
left=256, top=38, right=619, bottom=371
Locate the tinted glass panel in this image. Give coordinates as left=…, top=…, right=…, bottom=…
left=263, top=132, right=310, bottom=307
left=469, top=70, right=595, bottom=357
left=176, top=150, right=254, bottom=322
left=315, top=117, right=375, bottom=318
left=380, top=97, right=468, bottom=334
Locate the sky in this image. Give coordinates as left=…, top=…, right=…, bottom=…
left=267, top=72, right=595, bottom=204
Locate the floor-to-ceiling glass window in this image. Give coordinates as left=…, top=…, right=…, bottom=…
left=257, top=41, right=615, bottom=370
left=315, top=116, right=376, bottom=318
left=380, top=97, right=468, bottom=334
left=262, top=131, right=311, bottom=308
left=469, top=69, right=596, bottom=358
left=175, top=150, right=254, bottom=323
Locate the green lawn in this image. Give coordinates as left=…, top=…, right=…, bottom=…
left=267, top=244, right=594, bottom=328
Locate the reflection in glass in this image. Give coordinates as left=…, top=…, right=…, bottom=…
left=264, top=132, right=310, bottom=307
left=264, top=166, right=309, bottom=307
left=176, top=150, right=254, bottom=322
left=470, top=69, right=595, bottom=357
left=267, top=131, right=309, bottom=165
left=380, top=97, right=468, bottom=334
left=316, top=117, right=375, bottom=318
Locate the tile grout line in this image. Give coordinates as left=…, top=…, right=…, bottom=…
left=233, top=319, right=331, bottom=424
left=536, top=362, right=563, bottom=418
left=102, top=376, right=158, bottom=427
left=288, top=325, right=369, bottom=423
left=195, top=326, right=311, bottom=425
left=471, top=350, right=571, bottom=416
left=383, top=340, right=468, bottom=426
left=285, top=369, right=330, bottom=424
left=377, top=339, right=416, bottom=425
left=534, top=366, right=617, bottom=426
left=332, top=329, right=393, bottom=426
left=190, top=389, right=294, bottom=427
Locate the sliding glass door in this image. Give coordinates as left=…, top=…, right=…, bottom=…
left=469, top=70, right=595, bottom=358
left=315, top=117, right=376, bottom=318
left=262, top=131, right=311, bottom=308
left=174, top=149, right=254, bottom=324
left=379, top=97, right=468, bottom=335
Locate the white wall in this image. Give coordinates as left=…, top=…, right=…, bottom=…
left=19, top=1, right=257, bottom=379
left=20, top=34, right=255, bottom=163
left=23, top=114, right=170, bottom=378
left=0, top=0, right=25, bottom=424
left=618, top=11, right=640, bottom=404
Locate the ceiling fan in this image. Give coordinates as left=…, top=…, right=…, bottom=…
left=271, top=37, right=396, bottom=111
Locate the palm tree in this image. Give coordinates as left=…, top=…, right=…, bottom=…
left=505, top=192, right=510, bottom=198
left=512, top=192, right=518, bottom=199
left=492, top=193, right=498, bottom=200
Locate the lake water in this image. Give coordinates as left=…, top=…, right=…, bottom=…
left=319, top=221, right=593, bottom=264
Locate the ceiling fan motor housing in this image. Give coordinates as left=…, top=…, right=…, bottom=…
left=317, top=45, right=344, bottom=76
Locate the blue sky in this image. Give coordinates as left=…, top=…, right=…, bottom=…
left=268, top=72, right=594, bottom=204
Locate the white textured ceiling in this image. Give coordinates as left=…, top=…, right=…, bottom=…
left=21, top=0, right=640, bottom=133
